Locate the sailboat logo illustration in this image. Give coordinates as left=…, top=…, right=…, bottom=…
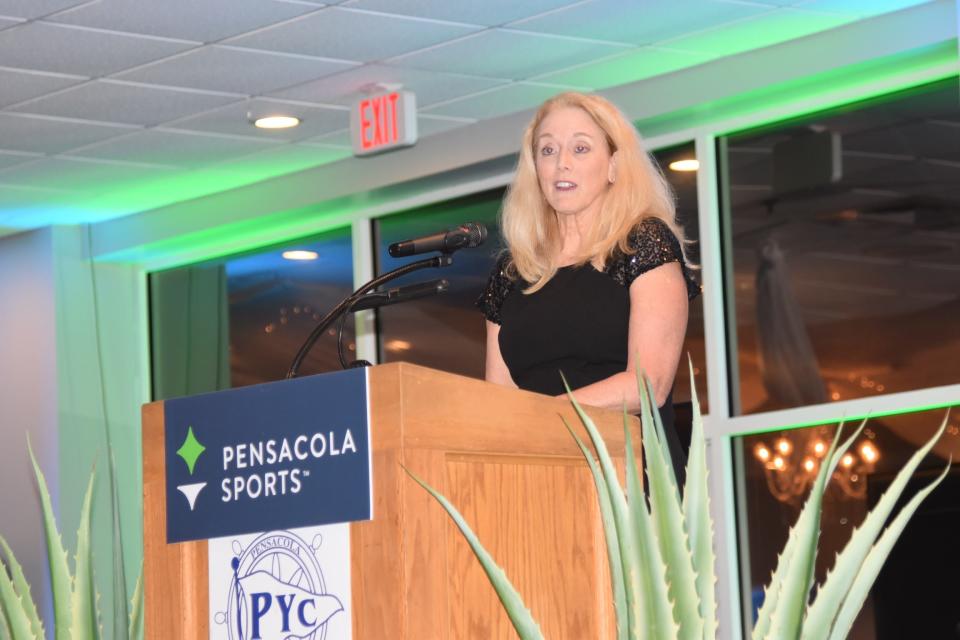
left=215, top=531, right=344, bottom=640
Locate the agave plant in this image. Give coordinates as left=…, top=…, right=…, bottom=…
left=0, top=442, right=143, bottom=640
left=407, top=363, right=949, bottom=639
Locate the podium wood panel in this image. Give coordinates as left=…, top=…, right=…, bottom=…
left=143, top=362, right=638, bottom=639
left=445, top=455, right=612, bottom=639
left=142, top=401, right=208, bottom=639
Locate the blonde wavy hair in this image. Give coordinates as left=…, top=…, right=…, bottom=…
left=501, top=91, right=690, bottom=293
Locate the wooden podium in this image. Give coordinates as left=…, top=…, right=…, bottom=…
left=143, top=363, right=640, bottom=639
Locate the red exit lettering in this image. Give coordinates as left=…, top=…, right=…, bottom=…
left=352, top=90, right=416, bottom=156
left=359, top=92, right=401, bottom=151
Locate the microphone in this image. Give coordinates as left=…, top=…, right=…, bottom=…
left=388, top=222, right=487, bottom=258
left=349, top=279, right=449, bottom=311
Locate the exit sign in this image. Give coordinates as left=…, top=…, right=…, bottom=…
left=350, top=90, right=418, bottom=156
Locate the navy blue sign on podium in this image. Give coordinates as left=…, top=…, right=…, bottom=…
left=163, top=367, right=371, bottom=543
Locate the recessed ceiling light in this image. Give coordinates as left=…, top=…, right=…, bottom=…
left=668, top=159, right=700, bottom=172
left=254, top=115, right=301, bottom=129
left=282, top=250, right=318, bottom=261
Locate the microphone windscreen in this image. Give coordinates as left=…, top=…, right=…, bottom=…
left=465, top=222, right=487, bottom=247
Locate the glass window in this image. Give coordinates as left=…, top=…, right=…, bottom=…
left=149, top=226, right=354, bottom=399
left=149, top=262, right=231, bottom=400
left=374, top=189, right=505, bottom=379
left=226, top=228, right=354, bottom=386
left=735, top=405, right=959, bottom=639
left=721, top=78, right=960, bottom=415
left=652, top=143, right=708, bottom=415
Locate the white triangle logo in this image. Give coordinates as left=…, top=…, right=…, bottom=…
left=177, top=482, right=207, bottom=511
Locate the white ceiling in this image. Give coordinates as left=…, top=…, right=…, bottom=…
left=0, top=0, right=938, bottom=232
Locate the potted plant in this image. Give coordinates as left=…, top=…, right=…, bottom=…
left=408, top=365, right=949, bottom=639
left=0, top=444, right=142, bottom=640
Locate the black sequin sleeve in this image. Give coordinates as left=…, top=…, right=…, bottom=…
left=607, top=217, right=700, bottom=299
left=476, top=252, right=516, bottom=325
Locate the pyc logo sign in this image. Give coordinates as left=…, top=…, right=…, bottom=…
left=214, top=531, right=344, bottom=640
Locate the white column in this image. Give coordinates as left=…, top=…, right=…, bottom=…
left=695, top=134, right=744, bottom=640
left=0, top=228, right=59, bottom=627
left=351, top=217, right=378, bottom=365
left=52, top=224, right=149, bottom=628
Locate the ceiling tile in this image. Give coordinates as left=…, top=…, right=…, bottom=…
left=661, top=8, right=853, bottom=56
left=410, top=114, right=474, bottom=137
left=209, top=143, right=351, bottom=178
left=343, top=0, right=580, bottom=27
left=303, top=113, right=472, bottom=146
left=0, top=113, right=133, bottom=154
left=0, top=0, right=91, bottom=20
left=422, top=82, right=578, bottom=120
left=115, top=45, right=356, bottom=96
left=165, top=99, right=350, bottom=141
left=390, top=29, right=628, bottom=79
left=512, top=0, right=772, bottom=45
left=0, top=157, right=174, bottom=192
left=795, top=0, right=935, bottom=17
left=0, top=151, right=39, bottom=171
left=299, top=129, right=351, bottom=147
left=0, top=22, right=195, bottom=76
left=48, top=0, right=319, bottom=42
left=533, top=47, right=712, bottom=90
left=10, top=81, right=241, bottom=126
left=64, top=130, right=280, bottom=167
left=226, top=7, right=479, bottom=62
left=269, top=63, right=507, bottom=108
left=0, top=68, right=85, bottom=108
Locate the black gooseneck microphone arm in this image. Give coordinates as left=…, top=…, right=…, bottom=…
left=336, top=278, right=449, bottom=370
left=284, top=253, right=453, bottom=379
left=336, top=310, right=361, bottom=370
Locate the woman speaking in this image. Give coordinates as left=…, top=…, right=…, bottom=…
left=478, top=92, right=699, bottom=474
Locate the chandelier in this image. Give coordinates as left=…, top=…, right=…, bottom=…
left=752, top=427, right=880, bottom=503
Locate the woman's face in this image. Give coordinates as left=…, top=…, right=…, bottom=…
left=534, top=106, right=615, bottom=220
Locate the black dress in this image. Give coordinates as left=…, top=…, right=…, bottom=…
left=477, top=217, right=700, bottom=480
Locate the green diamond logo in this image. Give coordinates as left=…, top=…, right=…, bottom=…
left=176, top=426, right=205, bottom=475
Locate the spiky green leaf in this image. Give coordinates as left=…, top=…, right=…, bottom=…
left=129, top=566, right=143, bottom=640
left=403, top=469, right=544, bottom=640
left=682, top=359, right=718, bottom=638
left=627, top=392, right=681, bottom=640
left=27, top=439, right=72, bottom=640
left=0, top=555, right=35, bottom=640
left=0, top=537, right=43, bottom=639
left=826, top=461, right=950, bottom=640
left=803, top=415, right=948, bottom=638
left=563, top=377, right=645, bottom=638
left=107, top=448, right=129, bottom=640
left=639, top=374, right=702, bottom=640
left=71, top=469, right=100, bottom=640
left=0, top=600, right=12, bottom=640
left=561, top=416, right=628, bottom=640
left=757, top=422, right=862, bottom=640
left=752, top=423, right=840, bottom=638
